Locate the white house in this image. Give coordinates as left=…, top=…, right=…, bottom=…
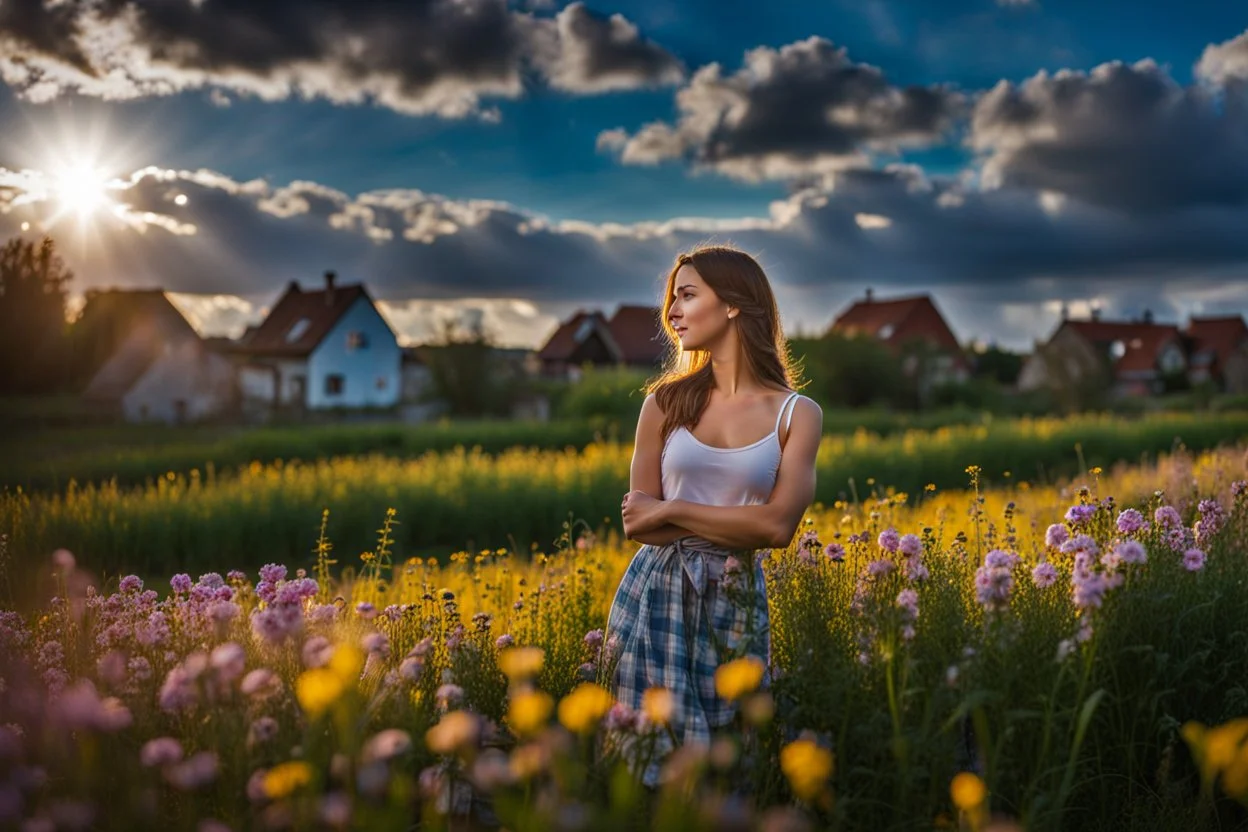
left=80, top=290, right=236, bottom=424
left=234, top=271, right=401, bottom=412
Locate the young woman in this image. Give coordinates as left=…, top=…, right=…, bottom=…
left=605, top=245, right=822, bottom=785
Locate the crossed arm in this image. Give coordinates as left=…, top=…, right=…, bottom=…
left=621, top=393, right=823, bottom=551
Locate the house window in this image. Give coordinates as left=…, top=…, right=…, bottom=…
left=878, top=324, right=895, bottom=340
left=376, top=376, right=387, bottom=390
left=287, top=318, right=311, bottom=343
left=347, top=331, right=370, bottom=351
left=325, top=374, right=345, bottom=396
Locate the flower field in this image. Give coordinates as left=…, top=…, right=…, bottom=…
left=1, top=441, right=1247, bottom=830
left=5, top=411, right=1248, bottom=593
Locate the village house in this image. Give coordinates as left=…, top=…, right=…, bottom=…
left=537, top=304, right=667, bottom=381
left=1015, top=310, right=1248, bottom=399
left=78, top=289, right=236, bottom=424
left=231, top=271, right=402, bottom=414
left=827, top=290, right=971, bottom=388
left=1185, top=316, right=1248, bottom=393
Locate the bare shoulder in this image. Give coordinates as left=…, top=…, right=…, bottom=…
left=787, top=393, right=823, bottom=436
left=634, top=392, right=666, bottom=438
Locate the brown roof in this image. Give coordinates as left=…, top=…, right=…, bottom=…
left=536, top=311, right=614, bottom=361
left=829, top=293, right=962, bottom=353
left=1185, top=316, right=1248, bottom=369
left=235, top=281, right=368, bottom=357
left=608, top=305, right=667, bottom=364
left=1062, top=320, right=1183, bottom=375
left=80, top=291, right=201, bottom=400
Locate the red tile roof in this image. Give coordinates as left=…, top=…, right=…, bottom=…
left=236, top=281, right=368, bottom=357
left=536, top=311, right=612, bottom=361
left=1185, top=316, right=1248, bottom=369
left=829, top=294, right=962, bottom=353
left=1062, top=320, right=1183, bottom=374
left=608, top=305, right=667, bottom=364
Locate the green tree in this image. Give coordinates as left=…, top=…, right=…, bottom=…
left=790, top=332, right=907, bottom=409
left=420, top=317, right=508, bottom=418
left=0, top=236, right=73, bottom=394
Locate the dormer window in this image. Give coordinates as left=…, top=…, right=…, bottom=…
left=878, top=324, right=895, bottom=340
left=347, top=331, right=369, bottom=351
left=286, top=318, right=311, bottom=343
left=574, top=318, right=594, bottom=342
left=1110, top=340, right=1126, bottom=359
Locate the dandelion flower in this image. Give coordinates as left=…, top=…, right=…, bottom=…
left=297, top=668, right=345, bottom=719
left=950, top=771, right=986, bottom=810
left=714, top=656, right=766, bottom=701
left=506, top=690, right=553, bottom=737
left=641, top=687, right=674, bottom=727
left=556, top=683, right=614, bottom=735
left=780, top=738, right=833, bottom=801
left=499, top=647, right=545, bottom=681
left=263, top=761, right=314, bottom=800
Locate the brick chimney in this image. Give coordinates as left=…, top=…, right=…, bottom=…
left=1142, top=308, right=1154, bottom=324
left=865, top=287, right=874, bottom=303
left=324, top=270, right=336, bottom=307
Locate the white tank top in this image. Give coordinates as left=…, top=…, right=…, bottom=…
left=661, top=391, right=801, bottom=511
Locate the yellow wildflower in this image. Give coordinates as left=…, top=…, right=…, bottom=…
left=557, top=683, right=614, bottom=735
left=714, top=656, right=765, bottom=701
left=263, top=761, right=314, bottom=799
left=780, top=738, right=833, bottom=801
left=950, top=772, right=986, bottom=810
left=296, top=667, right=345, bottom=719
left=507, top=690, right=553, bottom=737
left=641, top=687, right=673, bottom=726
left=328, top=644, right=364, bottom=681
left=499, top=647, right=545, bottom=681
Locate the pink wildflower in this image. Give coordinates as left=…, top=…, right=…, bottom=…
left=140, top=737, right=184, bottom=767
left=1044, top=524, right=1069, bottom=548
left=877, top=528, right=901, bottom=553
left=1183, top=548, right=1207, bottom=572
left=1031, top=561, right=1058, bottom=588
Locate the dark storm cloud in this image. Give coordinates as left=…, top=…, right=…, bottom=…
left=597, top=37, right=965, bottom=181
left=0, top=0, right=682, bottom=115
left=970, top=59, right=1248, bottom=214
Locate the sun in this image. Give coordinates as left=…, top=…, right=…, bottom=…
left=49, top=161, right=114, bottom=220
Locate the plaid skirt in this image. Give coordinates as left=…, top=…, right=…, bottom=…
left=603, top=535, right=771, bottom=784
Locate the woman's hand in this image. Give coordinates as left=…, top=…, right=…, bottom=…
left=621, top=490, right=668, bottom=537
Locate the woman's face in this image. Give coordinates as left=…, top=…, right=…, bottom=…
left=667, top=263, right=734, bottom=352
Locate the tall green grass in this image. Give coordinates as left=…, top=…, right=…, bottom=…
left=3, top=412, right=1247, bottom=589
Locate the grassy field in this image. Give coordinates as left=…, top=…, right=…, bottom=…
left=0, top=444, right=1244, bottom=829
left=0, top=405, right=1178, bottom=493
left=3, top=411, right=1248, bottom=595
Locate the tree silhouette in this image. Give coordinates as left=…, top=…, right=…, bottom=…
left=0, top=236, right=73, bottom=394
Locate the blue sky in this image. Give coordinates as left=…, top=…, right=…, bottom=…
left=1, top=0, right=1247, bottom=349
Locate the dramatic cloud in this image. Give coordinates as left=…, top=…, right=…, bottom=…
left=4, top=160, right=1248, bottom=351
left=0, top=0, right=681, bottom=117
left=971, top=59, right=1248, bottom=214
left=533, top=2, right=685, bottom=93
left=1196, top=30, right=1248, bottom=85
left=597, top=37, right=964, bottom=181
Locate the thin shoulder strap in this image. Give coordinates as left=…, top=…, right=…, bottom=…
left=774, top=391, right=800, bottom=436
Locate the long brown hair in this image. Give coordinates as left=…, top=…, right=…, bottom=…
left=645, top=245, right=803, bottom=443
